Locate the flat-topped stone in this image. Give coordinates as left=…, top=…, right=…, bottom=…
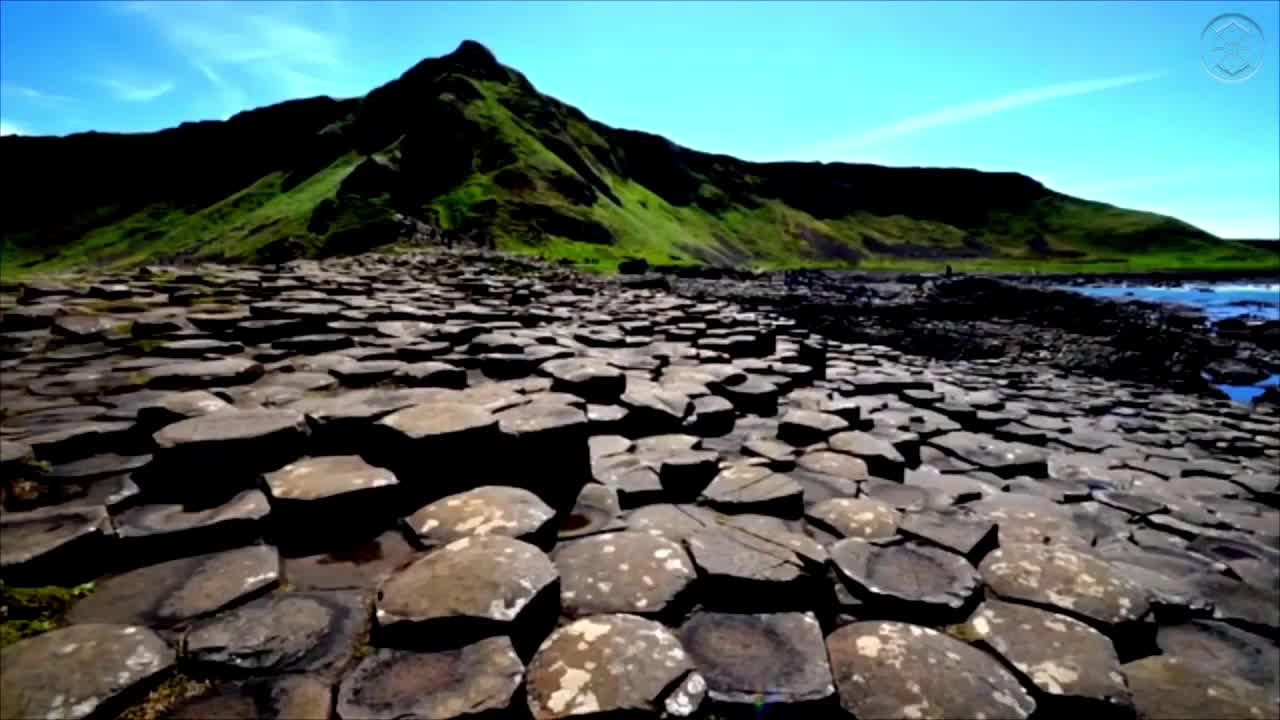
left=66, top=545, right=279, bottom=628
left=526, top=614, right=706, bottom=719
left=1123, top=655, right=1275, bottom=720
left=185, top=590, right=368, bottom=678
left=680, top=611, right=834, bottom=707
left=701, top=463, right=803, bottom=515
left=827, top=620, right=1035, bottom=720
left=404, top=485, right=555, bottom=547
left=964, top=598, right=1133, bottom=713
left=168, top=675, right=333, bottom=720
left=553, top=531, right=696, bottom=618
left=831, top=539, right=982, bottom=618
left=263, top=455, right=398, bottom=502
left=114, top=489, right=269, bottom=561
left=807, top=497, right=901, bottom=540
left=0, top=623, right=176, bottom=720
left=980, top=542, right=1151, bottom=629
left=0, top=504, right=113, bottom=584
left=337, top=637, right=524, bottom=720
left=375, top=536, right=557, bottom=642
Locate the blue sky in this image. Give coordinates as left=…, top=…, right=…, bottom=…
left=1, top=1, right=1277, bottom=238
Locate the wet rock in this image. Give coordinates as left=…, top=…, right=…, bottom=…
left=831, top=539, right=981, bottom=619
left=679, top=611, right=834, bottom=707
left=185, top=590, right=369, bottom=678
left=965, top=598, right=1133, bottom=714
left=114, top=489, right=270, bottom=563
left=0, top=503, right=113, bottom=584
left=169, top=675, right=333, bottom=720
left=337, top=637, right=524, bottom=720
left=404, top=485, right=556, bottom=548
left=375, top=536, right=557, bottom=647
left=526, top=614, right=705, bottom=719
left=827, top=620, right=1035, bottom=719
left=553, top=531, right=696, bottom=618
left=0, top=623, right=176, bottom=720
left=66, top=545, right=279, bottom=628
left=1123, top=655, right=1276, bottom=720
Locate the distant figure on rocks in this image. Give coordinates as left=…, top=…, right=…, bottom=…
left=945, top=264, right=954, bottom=278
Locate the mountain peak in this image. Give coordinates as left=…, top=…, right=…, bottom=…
left=442, top=39, right=503, bottom=76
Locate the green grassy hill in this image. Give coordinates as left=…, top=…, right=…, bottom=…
left=2, top=41, right=1274, bottom=276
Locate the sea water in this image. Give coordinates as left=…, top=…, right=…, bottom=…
left=1065, top=283, right=1280, bottom=403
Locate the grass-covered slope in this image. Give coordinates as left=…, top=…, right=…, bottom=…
left=2, top=41, right=1274, bottom=276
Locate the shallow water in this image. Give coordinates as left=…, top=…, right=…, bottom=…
left=1068, top=283, right=1280, bottom=321
left=1066, top=283, right=1280, bottom=403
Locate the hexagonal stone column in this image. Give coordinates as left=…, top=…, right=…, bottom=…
left=337, top=637, right=524, bottom=720
left=145, top=409, right=310, bottom=502
left=526, top=614, right=706, bottom=719
left=963, top=599, right=1134, bottom=715
left=830, top=539, right=982, bottom=622
left=552, top=531, right=696, bottom=619
left=680, top=612, right=835, bottom=711
left=262, top=455, right=400, bottom=551
left=827, top=621, right=1035, bottom=719
left=0, top=504, right=114, bottom=585
left=404, top=485, right=556, bottom=549
left=495, top=401, right=591, bottom=514
left=1, top=624, right=176, bottom=720
left=375, top=535, right=558, bottom=653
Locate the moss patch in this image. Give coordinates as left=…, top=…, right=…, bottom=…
left=116, top=673, right=213, bottom=720
left=0, top=581, right=96, bottom=648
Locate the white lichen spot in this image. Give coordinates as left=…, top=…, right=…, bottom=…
left=569, top=618, right=613, bottom=642
left=856, top=635, right=882, bottom=658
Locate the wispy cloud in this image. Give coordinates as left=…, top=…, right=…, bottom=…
left=1, top=83, right=74, bottom=103
left=0, top=119, right=25, bottom=136
left=806, top=70, right=1167, bottom=156
left=100, top=77, right=175, bottom=102
left=123, top=1, right=353, bottom=111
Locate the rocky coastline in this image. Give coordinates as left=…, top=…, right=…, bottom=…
left=1, top=250, right=1277, bottom=720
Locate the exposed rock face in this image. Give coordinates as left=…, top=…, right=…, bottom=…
left=1, top=250, right=1277, bottom=720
